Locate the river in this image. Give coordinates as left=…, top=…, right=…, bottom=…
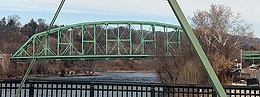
left=28, top=72, right=160, bottom=83
left=1, top=72, right=161, bottom=97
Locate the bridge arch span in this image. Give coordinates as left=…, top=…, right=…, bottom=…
left=12, top=21, right=182, bottom=60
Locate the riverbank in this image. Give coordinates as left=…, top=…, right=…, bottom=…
left=27, top=70, right=156, bottom=79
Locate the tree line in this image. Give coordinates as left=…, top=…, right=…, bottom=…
left=0, top=5, right=257, bottom=85
left=0, top=15, right=48, bottom=54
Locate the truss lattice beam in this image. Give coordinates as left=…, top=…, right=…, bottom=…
left=12, top=21, right=181, bottom=60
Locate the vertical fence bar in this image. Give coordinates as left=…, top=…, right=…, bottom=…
left=40, top=83, right=43, bottom=97
left=90, top=84, right=94, bottom=97
left=121, top=85, right=124, bottom=97
left=151, top=86, right=155, bottom=97
left=116, top=85, right=118, bottom=97
left=61, top=84, right=64, bottom=97
left=131, top=85, right=133, bottom=97
left=55, top=84, right=57, bottom=97
left=106, top=85, right=109, bottom=97
left=70, top=84, right=73, bottom=97
left=0, top=83, right=2, bottom=97
left=126, top=86, right=128, bottom=97
left=24, top=84, right=26, bottom=97
left=48, top=83, right=51, bottom=97
left=36, top=83, right=38, bottom=97
left=212, top=90, right=217, bottom=97
left=10, top=83, right=12, bottom=97
left=97, top=85, right=100, bottom=97
left=79, top=84, right=82, bottom=97
left=102, top=84, right=104, bottom=97
left=75, top=84, right=78, bottom=97
left=85, top=84, right=89, bottom=97
left=111, top=85, right=114, bottom=97
left=5, top=83, right=7, bottom=97
left=65, top=83, right=68, bottom=97
left=29, top=83, right=34, bottom=97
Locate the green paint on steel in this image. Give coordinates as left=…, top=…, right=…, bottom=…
left=167, top=0, right=226, bottom=96
left=129, top=24, right=133, bottom=55
left=15, top=0, right=65, bottom=97
left=242, top=51, right=260, bottom=59
left=12, top=21, right=181, bottom=60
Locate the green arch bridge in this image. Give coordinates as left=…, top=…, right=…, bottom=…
left=3, top=0, right=229, bottom=96
left=11, top=21, right=181, bottom=60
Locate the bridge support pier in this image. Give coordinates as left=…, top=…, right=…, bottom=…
left=1, top=54, right=11, bottom=77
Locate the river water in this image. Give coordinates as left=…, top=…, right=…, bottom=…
left=1, top=72, right=161, bottom=97
left=28, top=72, right=160, bottom=83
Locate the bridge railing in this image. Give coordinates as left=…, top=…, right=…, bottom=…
left=0, top=79, right=259, bottom=97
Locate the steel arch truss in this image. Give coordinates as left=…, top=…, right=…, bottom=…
left=12, top=21, right=181, bottom=60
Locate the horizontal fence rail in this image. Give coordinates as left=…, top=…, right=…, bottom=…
left=0, top=80, right=260, bottom=97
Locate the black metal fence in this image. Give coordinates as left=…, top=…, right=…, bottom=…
left=0, top=79, right=259, bottom=97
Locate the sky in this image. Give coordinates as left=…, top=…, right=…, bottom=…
left=0, top=0, right=260, bottom=37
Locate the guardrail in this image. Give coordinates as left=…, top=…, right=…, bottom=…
left=0, top=79, right=259, bottom=97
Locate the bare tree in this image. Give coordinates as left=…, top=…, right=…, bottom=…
left=155, top=40, right=209, bottom=84
left=190, top=4, right=254, bottom=84
left=154, top=5, right=253, bottom=84
left=192, top=5, right=253, bottom=58
left=7, top=15, right=21, bottom=28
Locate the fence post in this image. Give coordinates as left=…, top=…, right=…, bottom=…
left=90, top=83, right=94, bottom=97
left=151, top=86, right=155, bottom=97
left=29, top=83, right=34, bottom=97
left=212, top=90, right=217, bottom=97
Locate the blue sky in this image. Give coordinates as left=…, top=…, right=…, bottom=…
left=1, top=0, right=260, bottom=37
